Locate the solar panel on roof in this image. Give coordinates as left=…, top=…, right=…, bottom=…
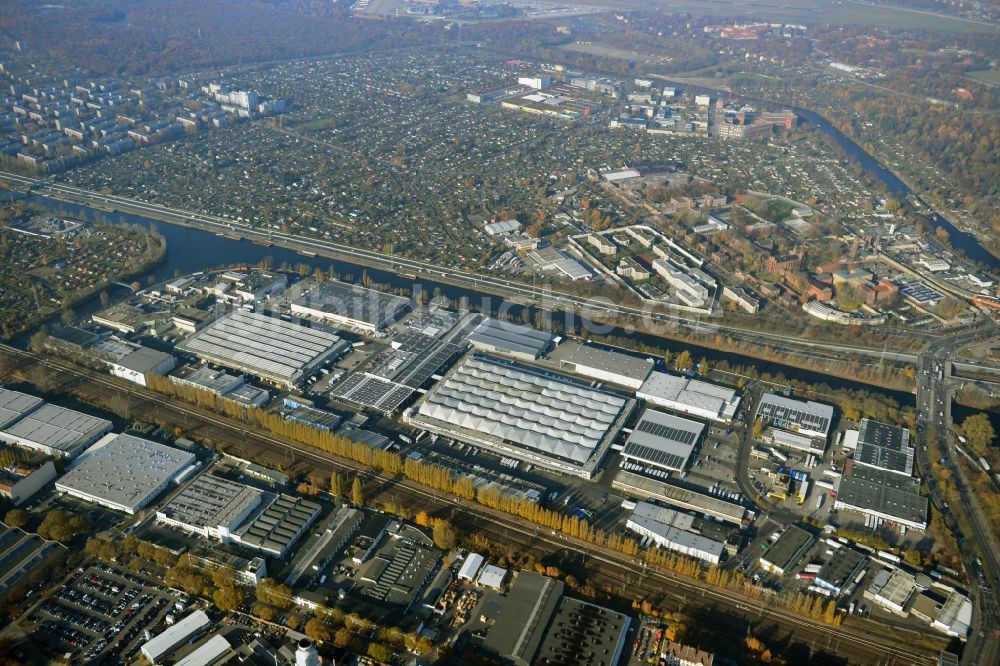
left=635, top=419, right=697, bottom=446
left=621, top=442, right=686, bottom=470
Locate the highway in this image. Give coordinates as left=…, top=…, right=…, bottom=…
left=0, top=168, right=936, bottom=370
left=914, top=324, right=1000, bottom=666
left=0, top=343, right=944, bottom=664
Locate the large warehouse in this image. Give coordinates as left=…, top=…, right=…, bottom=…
left=0, top=395, right=113, bottom=459
left=234, top=493, right=322, bottom=558
left=834, top=461, right=927, bottom=530
left=290, top=280, right=411, bottom=333
left=637, top=372, right=741, bottom=422
left=558, top=343, right=654, bottom=390
left=612, top=469, right=746, bottom=525
left=177, top=310, right=346, bottom=388
left=55, top=434, right=196, bottom=514
left=465, top=317, right=555, bottom=361
left=405, top=355, right=634, bottom=479
left=0, top=388, right=44, bottom=429
left=626, top=501, right=728, bottom=565
left=855, top=418, right=914, bottom=477
left=155, top=471, right=320, bottom=558
left=755, top=393, right=833, bottom=440
left=483, top=571, right=629, bottom=666
left=759, top=525, right=815, bottom=576
left=620, top=409, right=704, bottom=473
left=156, top=474, right=265, bottom=541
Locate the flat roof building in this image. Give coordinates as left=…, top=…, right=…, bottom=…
left=141, top=610, right=211, bottom=664
left=759, top=526, right=814, bottom=576
left=815, top=547, right=867, bottom=596
left=108, top=346, right=176, bottom=387
left=637, top=372, right=741, bottom=422
left=156, top=474, right=264, bottom=541
left=406, top=355, right=633, bottom=479
left=855, top=418, right=914, bottom=476
left=171, top=365, right=245, bottom=395
left=290, top=280, right=410, bottom=333
left=756, top=393, right=833, bottom=440
left=834, top=462, right=928, bottom=530
left=612, top=469, right=746, bottom=525
left=762, top=427, right=825, bottom=456
left=0, top=401, right=112, bottom=459
left=0, top=388, right=44, bottom=430
left=283, top=506, right=363, bottom=587
left=929, top=587, right=973, bottom=637
left=55, top=434, right=196, bottom=514
left=626, top=501, right=727, bottom=565
left=47, top=326, right=100, bottom=351
left=620, top=409, right=704, bottom=473
left=482, top=571, right=564, bottom=665
left=465, top=317, right=554, bottom=360
left=864, top=568, right=915, bottom=615
left=234, top=493, right=321, bottom=558
left=558, top=343, right=654, bottom=390
left=354, top=524, right=441, bottom=612
left=177, top=310, right=346, bottom=388
left=533, top=596, right=631, bottom=666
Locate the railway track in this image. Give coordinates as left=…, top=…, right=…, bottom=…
left=0, top=344, right=941, bottom=664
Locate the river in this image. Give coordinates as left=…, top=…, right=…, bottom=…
left=654, top=78, right=999, bottom=270
left=28, top=195, right=918, bottom=407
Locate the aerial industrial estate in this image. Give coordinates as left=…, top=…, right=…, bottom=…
left=0, top=258, right=992, bottom=665
left=0, top=1, right=998, bottom=665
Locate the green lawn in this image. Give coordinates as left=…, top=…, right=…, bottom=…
left=291, top=117, right=339, bottom=132
left=968, top=69, right=1000, bottom=86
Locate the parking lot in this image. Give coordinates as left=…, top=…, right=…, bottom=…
left=25, top=563, right=178, bottom=664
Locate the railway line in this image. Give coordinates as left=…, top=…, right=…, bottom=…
left=0, top=168, right=928, bottom=367
left=0, top=343, right=943, bottom=664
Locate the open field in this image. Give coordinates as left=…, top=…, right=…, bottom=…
left=968, top=69, right=1000, bottom=86
left=544, top=0, right=1000, bottom=33
left=559, top=41, right=674, bottom=66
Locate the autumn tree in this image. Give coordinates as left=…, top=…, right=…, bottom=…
left=304, top=617, right=331, bottom=643
left=3, top=508, right=28, bottom=529
left=257, top=578, right=293, bottom=609
left=330, top=471, right=344, bottom=497
left=431, top=518, right=458, bottom=551
left=213, top=585, right=244, bottom=613
left=351, top=476, right=364, bottom=506
left=36, top=509, right=90, bottom=543
left=334, top=627, right=354, bottom=649
left=253, top=604, right=276, bottom=622
left=960, top=413, right=996, bottom=454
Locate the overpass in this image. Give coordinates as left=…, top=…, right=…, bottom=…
left=915, top=324, right=1000, bottom=666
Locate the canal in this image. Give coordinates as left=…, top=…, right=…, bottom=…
left=29, top=195, right=920, bottom=407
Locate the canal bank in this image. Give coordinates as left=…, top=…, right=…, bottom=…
left=25, top=195, right=918, bottom=403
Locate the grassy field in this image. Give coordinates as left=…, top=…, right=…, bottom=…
left=559, top=41, right=674, bottom=66
left=968, top=69, right=1000, bottom=86
left=551, top=0, right=1000, bottom=33
left=291, top=117, right=339, bottom=132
